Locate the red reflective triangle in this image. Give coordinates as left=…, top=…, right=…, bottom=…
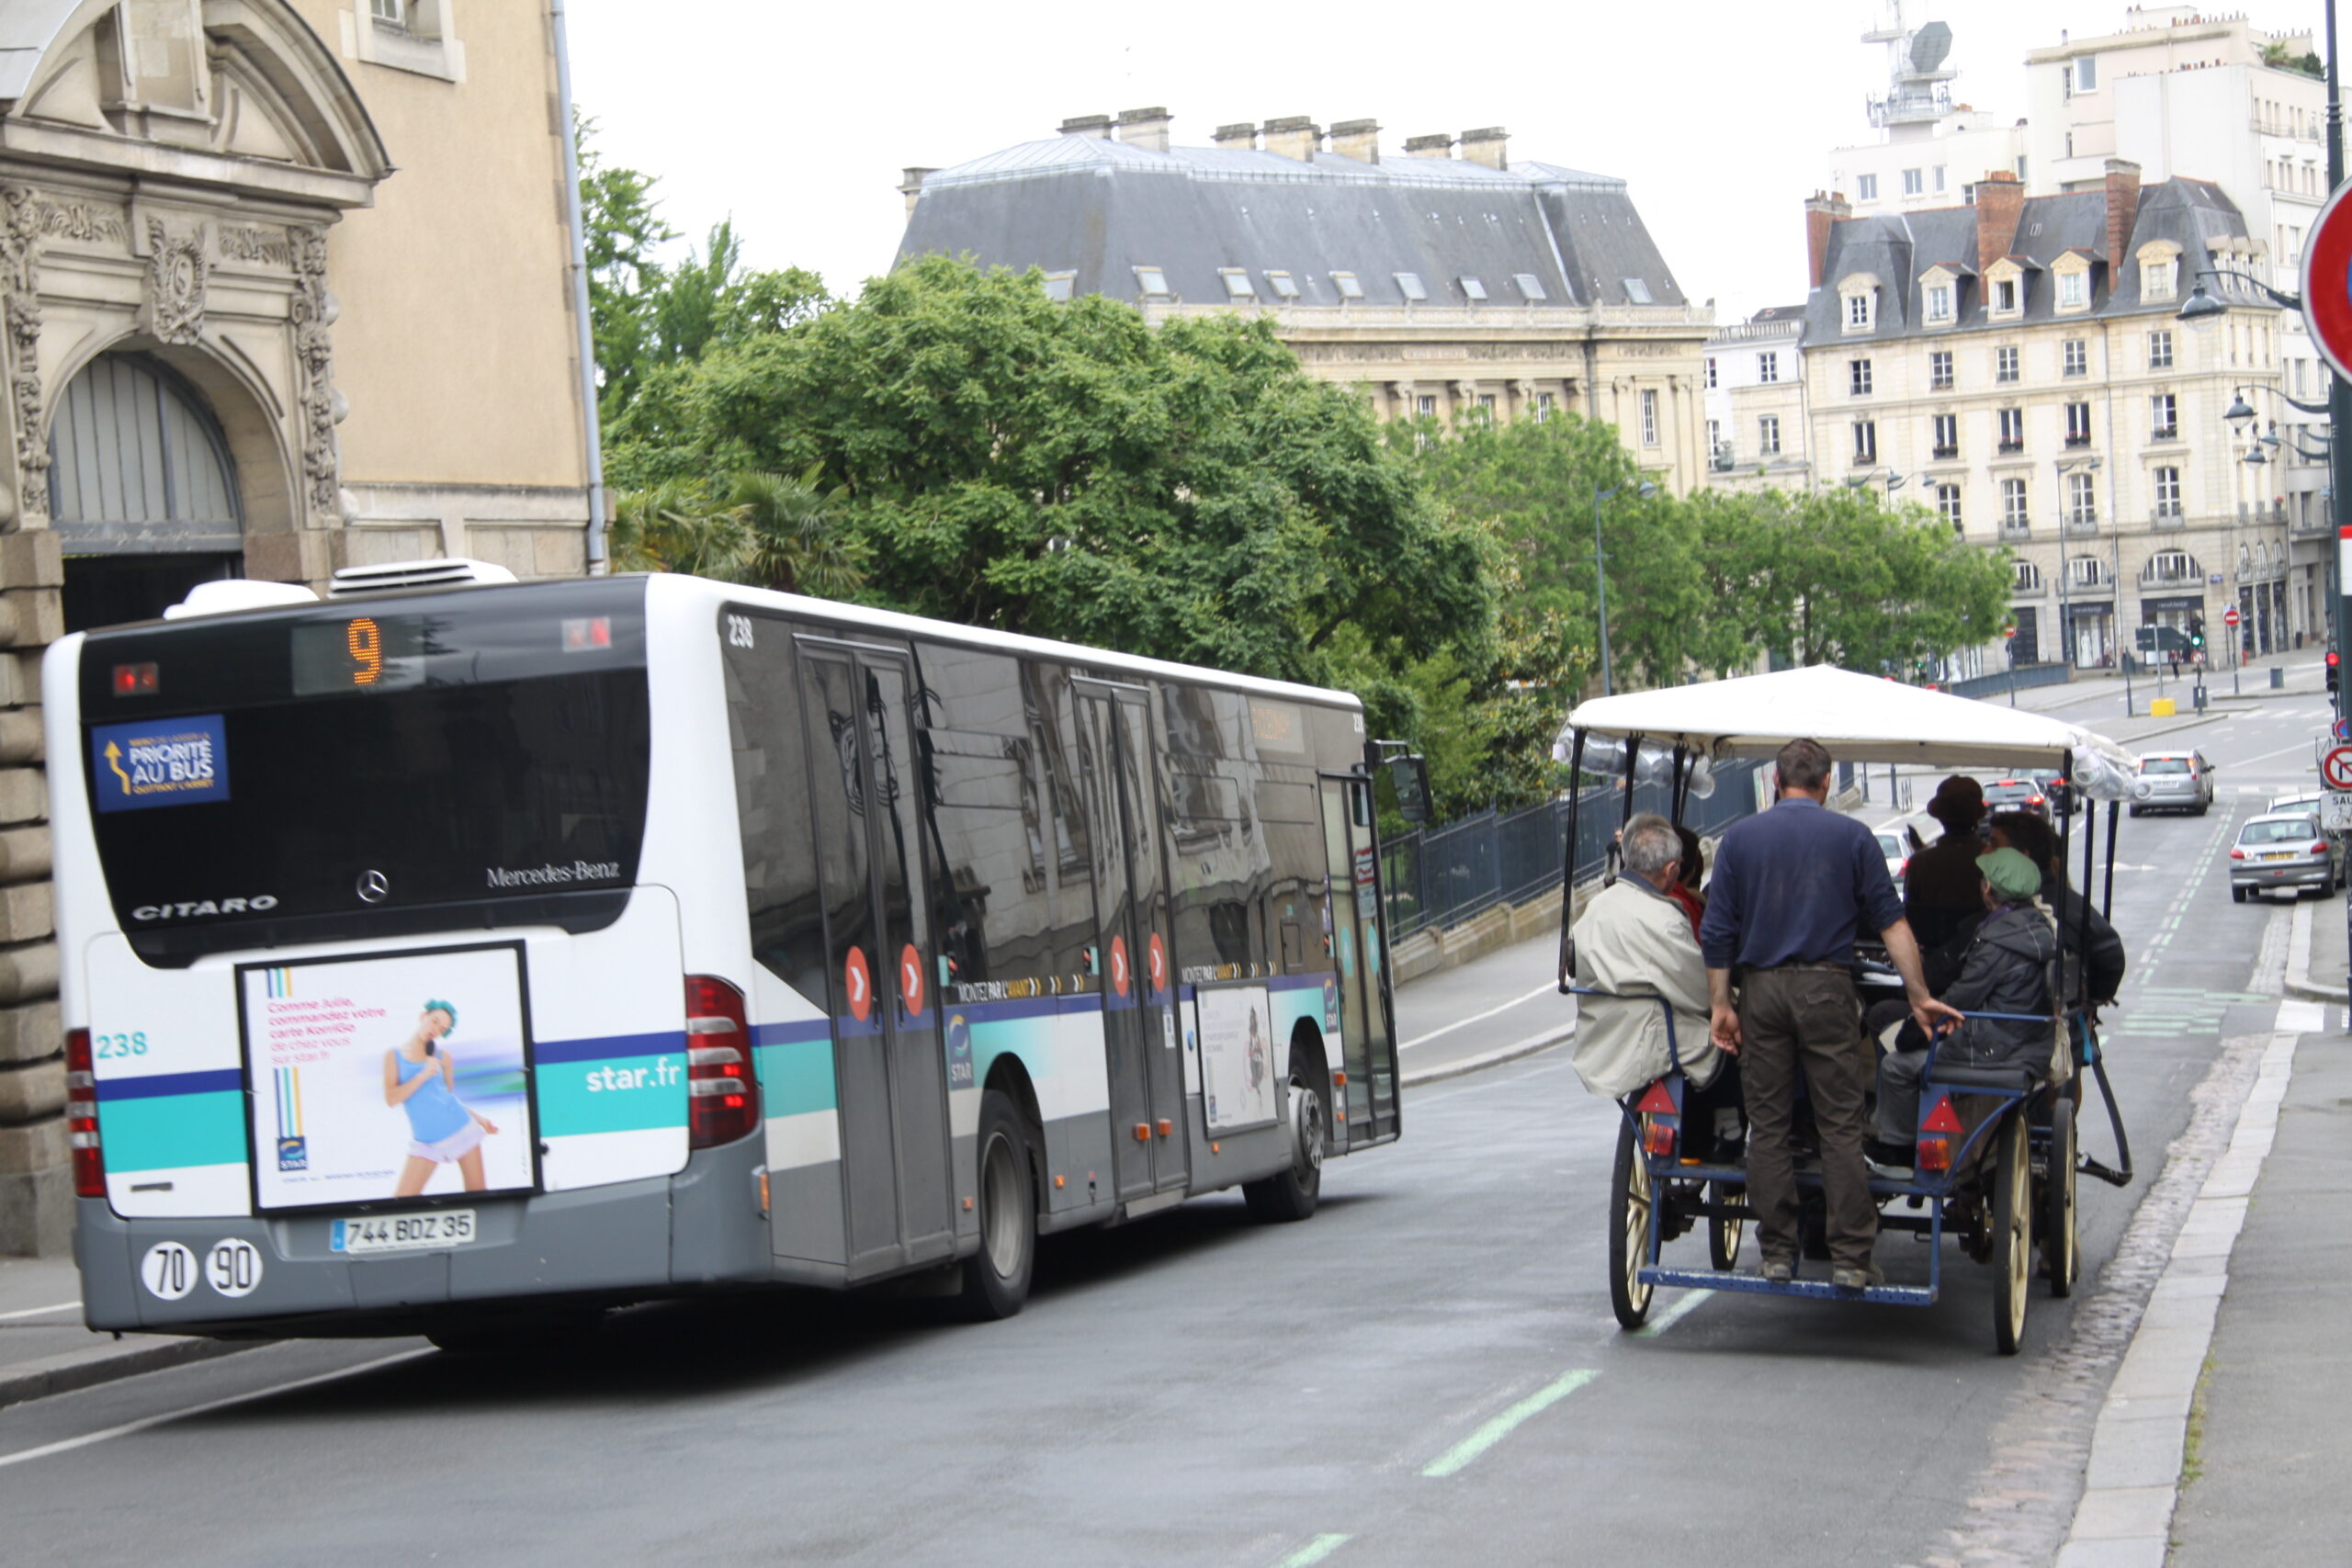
left=1636, top=1080, right=1679, bottom=1116
left=1920, top=1095, right=1964, bottom=1134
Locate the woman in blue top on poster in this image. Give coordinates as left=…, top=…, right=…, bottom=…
left=383, top=1000, right=500, bottom=1198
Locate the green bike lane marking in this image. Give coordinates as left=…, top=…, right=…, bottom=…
left=1271, top=1535, right=1351, bottom=1568
left=1421, top=1369, right=1601, bottom=1478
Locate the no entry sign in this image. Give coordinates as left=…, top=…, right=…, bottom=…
left=2223, top=604, right=2242, bottom=627
left=2324, top=747, right=2352, bottom=792
left=2304, top=180, right=2352, bottom=383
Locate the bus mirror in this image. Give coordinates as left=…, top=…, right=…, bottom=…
left=1390, top=755, right=1433, bottom=822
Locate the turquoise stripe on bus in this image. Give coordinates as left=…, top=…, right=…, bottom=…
left=536, top=1050, right=688, bottom=1136
left=97, top=1090, right=244, bottom=1173
left=755, top=1037, right=838, bottom=1116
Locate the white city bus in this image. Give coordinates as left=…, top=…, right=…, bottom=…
left=50, top=569, right=1404, bottom=1341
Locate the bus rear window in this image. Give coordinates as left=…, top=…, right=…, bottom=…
left=79, top=581, right=650, bottom=955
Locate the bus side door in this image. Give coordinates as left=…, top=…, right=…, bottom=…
left=1319, top=776, right=1399, bottom=1144
left=797, top=637, right=956, bottom=1278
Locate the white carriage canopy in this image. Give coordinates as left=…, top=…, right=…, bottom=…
left=1556, top=665, right=2141, bottom=799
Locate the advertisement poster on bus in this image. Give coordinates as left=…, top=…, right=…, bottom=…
left=1197, top=983, right=1276, bottom=1133
left=242, top=945, right=535, bottom=1210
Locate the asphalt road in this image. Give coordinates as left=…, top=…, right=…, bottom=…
left=0, top=686, right=2330, bottom=1568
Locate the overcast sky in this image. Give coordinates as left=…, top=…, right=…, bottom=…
left=565, top=1, right=2328, bottom=324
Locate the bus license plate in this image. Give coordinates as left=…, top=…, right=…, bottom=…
left=331, top=1210, right=475, bottom=1256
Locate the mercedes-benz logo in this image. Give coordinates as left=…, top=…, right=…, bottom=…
left=356, top=869, right=390, bottom=904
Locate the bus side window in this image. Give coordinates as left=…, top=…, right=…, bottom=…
left=720, top=624, right=828, bottom=1003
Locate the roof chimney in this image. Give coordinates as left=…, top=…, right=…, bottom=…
left=1458, top=127, right=1510, bottom=170
left=1974, top=170, right=2025, bottom=272
left=1804, top=190, right=1852, bottom=289
left=2104, top=157, right=2143, bottom=278
left=1329, top=118, right=1380, bottom=164
left=1115, top=106, right=1172, bottom=153
left=1261, top=115, right=1321, bottom=163
left=1058, top=114, right=1114, bottom=140
left=1403, top=133, right=1454, bottom=159
left=1213, top=121, right=1258, bottom=151
left=899, top=167, right=934, bottom=220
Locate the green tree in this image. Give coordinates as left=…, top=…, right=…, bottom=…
left=612, top=254, right=1492, bottom=683
left=729, top=468, right=868, bottom=599
left=606, top=479, right=742, bottom=577
left=576, top=114, right=674, bottom=423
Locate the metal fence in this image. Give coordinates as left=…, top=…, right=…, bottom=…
left=1379, top=758, right=1766, bottom=941
left=1944, top=663, right=2069, bottom=701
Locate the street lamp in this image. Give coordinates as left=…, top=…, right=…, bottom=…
left=1593, top=478, right=1658, bottom=696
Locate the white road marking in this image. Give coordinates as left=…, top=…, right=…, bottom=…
left=1633, top=1288, right=1714, bottom=1337
left=0, top=1301, right=78, bottom=1322
left=0, top=1348, right=432, bottom=1471
left=1399, top=983, right=1560, bottom=1051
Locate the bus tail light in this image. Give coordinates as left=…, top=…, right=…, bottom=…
left=66, top=1028, right=104, bottom=1198
left=684, top=975, right=759, bottom=1149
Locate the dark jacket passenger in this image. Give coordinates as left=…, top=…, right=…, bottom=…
left=1935, top=905, right=2059, bottom=1075
left=2041, top=871, right=2126, bottom=1007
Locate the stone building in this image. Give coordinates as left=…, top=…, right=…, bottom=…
left=0, top=0, right=598, bottom=1254
left=1802, top=166, right=2289, bottom=674
left=896, top=111, right=1713, bottom=491
left=1702, top=305, right=1813, bottom=491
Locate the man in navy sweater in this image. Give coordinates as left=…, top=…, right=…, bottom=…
left=1700, top=739, right=1960, bottom=1289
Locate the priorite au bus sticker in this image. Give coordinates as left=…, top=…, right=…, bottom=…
left=89, top=714, right=230, bottom=812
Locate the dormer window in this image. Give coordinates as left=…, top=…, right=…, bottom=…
left=1331, top=271, right=1364, bottom=300
left=1623, top=278, right=1654, bottom=304
left=1458, top=276, right=1488, bottom=301
left=2054, top=258, right=2091, bottom=311
left=1925, top=283, right=1955, bottom=324
left=1041, top=271, right=1076, bottom=303
left=1985, top=261, right=2024, bottom=319
left=1218, top=267, right=1257, bottom=300
left=1134, top=266, right=1171, bottom=299
left=1395, top=272, right=1429, bottom=301
left=1840, top=277, right=1880, bottom=333
left=1267, top=271, right=1300, bottom=299
left=2136, top=240, right=2182, bottom=303
left=1513, top=273, right=1548, bottom=301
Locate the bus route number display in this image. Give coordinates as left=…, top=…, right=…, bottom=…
left=289, top=615, right=426, bottom=695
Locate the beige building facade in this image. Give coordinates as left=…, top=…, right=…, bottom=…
left=1702, top=307, right=1813, bottom=492
left=898, top=113, right=1713, bottom=492
left=0, top=0, right=594, bottom=1253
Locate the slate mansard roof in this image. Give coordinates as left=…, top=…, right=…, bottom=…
left=1806, top=178, right=2259, bottom=344
left=896, top=132, right=1688, bottom=311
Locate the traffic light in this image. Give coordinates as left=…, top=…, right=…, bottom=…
left=2189, top=615, right=2206, bottom=650
left=2329, top=649, right=2341, bottom=694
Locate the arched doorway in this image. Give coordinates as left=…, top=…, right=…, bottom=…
left=49, top=352, right=245, bottom=631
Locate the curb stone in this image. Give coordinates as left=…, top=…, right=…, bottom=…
left=2284, top=897, right=2350, bottom=1003
left=0, top=1332, right=264, bottom=1412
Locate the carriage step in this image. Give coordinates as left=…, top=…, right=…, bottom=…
left=1639, top=1267, right=1937, bottom=1306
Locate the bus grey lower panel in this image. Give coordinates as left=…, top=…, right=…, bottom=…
left=668, top=1134, right=772, bottom=1285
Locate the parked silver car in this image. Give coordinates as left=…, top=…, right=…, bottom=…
left=2130, top=750, right=2214, bottom=817
left=2230, top=812, right=2343, bottom=901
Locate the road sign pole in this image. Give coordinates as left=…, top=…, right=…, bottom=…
left=2327, top=0, right=2351, bottom=993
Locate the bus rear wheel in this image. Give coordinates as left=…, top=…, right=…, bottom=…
left=1245, top=1075, right=1325, bottom=1223
left=957, top=1089, right=1036, bottom=1321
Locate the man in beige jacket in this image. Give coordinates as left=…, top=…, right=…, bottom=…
left=1569, top=814, right=1728, bottom=1100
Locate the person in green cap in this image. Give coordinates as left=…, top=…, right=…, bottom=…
left=1868, top=845, right=2059, bottom=1168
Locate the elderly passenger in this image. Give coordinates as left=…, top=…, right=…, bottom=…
left=1569, top=813, right=1728, bottom=1102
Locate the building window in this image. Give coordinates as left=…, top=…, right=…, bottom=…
left=1416, top=395, right=1437, bottom=419
left=2154, top=466, right=2183, bottom=517
left=2015, top=155, right=2029, bottom=181
left=1476, top=393, right=1497, bottom=417
left=1925, top=284, right=1954, bottom=323
left=1219, top=267, right=1257, bottom=299
left=2152, top=393, right=2178, bottom=439
left=1331, top=271, right=1365, bottom=300
left=1996, top=344, right=2019, bottom=383
left=2063, top=338, right=2087, bottom=377
left=2141, top=258, right=2177, bottom=300
left=1857, top=173, right=1880, bottom=201
left=1704, top=356, right=1718, bottom=389
left=1998, top=407, right=2025, bottom=453
left=2075, top=54, right=2098, bottom=92
left=2014, top=558, right=2041, bottom=591
left=1849, top=358, right=1873, bottom=396
left=1535, top=391, right=1555, bottom=422
left=1929, top=349, right=1954, bottom=389
left=1266, top=271, right=1300, bottom=299
left=1395, top=272, right=1429, bottom=301
left=1041, top=271, right=1076, bottom=302
left=1846, top=291, right=1874, bottom=330
left=1852, top=419, right=1877, bottom=463
left=2002, top=478, right=2030, bottom=530
left=2069, top=556, right=2106, bottom=589
left=371, top=0, right=406, bottom=25
left=2065, top=401, right=2093, bottom=446
left=1134, top=265, right=1172, bottom=299
left=2149, top=549, right=2192, bottom=580
left=1758, top=414, right=1781, bottom=456
left=1903, top=168, right=1925, bottom=197
left=1514, top=273, right=1548, bottom=301
left=1934, top=164, right=1948, bottom=193
left=1707, top=417, right=1722, bottom=453
left=1623, top=278, right=1655, bottom=304
left=1757, top=350, right=1780, bottom=384
left=1459, top=276, right=1488, bottom=301
left=1992, top=277, right=2020, bottom=315
left=2067, top=471, right=2098, bottom=525
left=2059, top=271, right=2088, bottom=309
left=1936, top=483, right=1962, bottom=531
left=2149, top=329, right=2174, bottom=370
left=1932, top=412, right=1959, bottom=458
left=1640, top=389, right=1660, bottom=446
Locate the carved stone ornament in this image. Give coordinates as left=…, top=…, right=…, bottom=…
left=216, top=224, right=292, bottom=267
left=288, top=225, right=341, bottom=521
left=0, top=187, right=48, bottom=521
left=144, top=218, right=209, bottom=345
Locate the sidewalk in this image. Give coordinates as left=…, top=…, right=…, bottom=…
left=0, top=1251, right=257, bottom=1411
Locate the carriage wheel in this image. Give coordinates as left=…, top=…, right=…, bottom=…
left=2043, top=1095, right=2079, bottom=1298
left=1708, top=1179, right=1746, bottom=1271
left=1608, top=1118, right=1656, bottom=1330
left=1992, top=1112, right=2032, bottom=1356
